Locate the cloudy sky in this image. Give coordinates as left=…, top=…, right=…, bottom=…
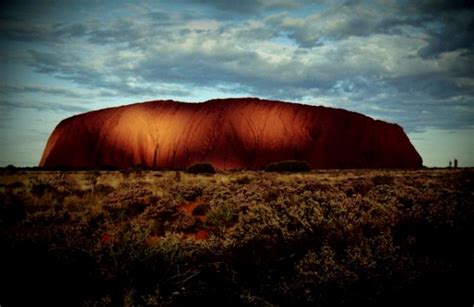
left=0, top=0, right=473, bottom=167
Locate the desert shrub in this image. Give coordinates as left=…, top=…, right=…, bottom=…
left=233, top=175, right=252, bottom=184
left=31, top=182, right=55, bottom=196
left=207, top=202, right=238, bottom=234
left=186, top=163, right=215, bottom=174
left=174, top=170, right=181, bottom=182
left=181, top=186, right=203, bottom=201
left=0, top=193, right=26, bottom=225
left=103, top=189, right=154, bottom=221
left=94, top=184, right=115, bottom=196
left=192, top=204, right=210, bottom=216
left=264, top=160, right=311, bottom=172
left=351, top=179, right=373, bottom=196
left=104, top=202, right=148, bottom=221
left=345, top=187, right=355, bottom=197
left=86, top=171, right=100, bottom=194
left=372, top=175, right=394, bottom=186
left=6, top=181, right=24, bottom=189
left=262, top=189, right=279, bottom=202
left=229, top=194, right=325, bottom=245
left=121, top=169, right=132, bottom=179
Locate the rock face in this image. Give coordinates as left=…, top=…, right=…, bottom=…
left=39, top=98, right=422, bottom=169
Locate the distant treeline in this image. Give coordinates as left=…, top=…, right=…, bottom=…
left=2, top=160, right=313, bottom=173
left=3, top=161, right=467, bottom=172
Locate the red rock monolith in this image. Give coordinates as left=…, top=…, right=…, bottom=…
left=39, top=98, right=422, bottom=169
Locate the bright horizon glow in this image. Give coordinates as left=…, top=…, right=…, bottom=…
left=409, top=127, right=474, bottom=168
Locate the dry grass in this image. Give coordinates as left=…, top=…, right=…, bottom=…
left=0, top=168, right=473, bottom=306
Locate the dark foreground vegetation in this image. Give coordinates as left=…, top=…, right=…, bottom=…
left=0, top=169, right=473, bottom=306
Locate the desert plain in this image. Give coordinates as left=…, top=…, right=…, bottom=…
left=0, top=168, right=472, bottom=306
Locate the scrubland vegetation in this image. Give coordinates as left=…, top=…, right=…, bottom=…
left=0, top=168, right=472, bottom=306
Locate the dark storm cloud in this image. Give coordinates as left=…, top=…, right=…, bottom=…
left=0, top=84, right=122, bottom=99
left=0, top=17, right=52, bottom=42
left=0, top=84, right=84, bottom=98
left=406, top=0, right=474, bottom=58
left=265, top=1, right=414, bottom=47
left=266, top=0, right=474, bottom=56
left=0, top=99, right=90, bottom=113
left=417, top=14, right=474, bottom=58
left=187, top=0, right=265, bottom=13
left=414, top=0, right=474, bottom=12
left=27, top=49, right=110, bottom=91
left=0, top=16, right=150, bottom=46
left=185, top=0, right=299, bottom=13
left=25, top=49, right=190, bottom=98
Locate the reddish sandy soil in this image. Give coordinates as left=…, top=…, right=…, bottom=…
left=178, top=199, right=209, bottom=240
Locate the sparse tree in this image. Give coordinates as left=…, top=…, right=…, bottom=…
left=175, top=170, right=181, bottom=182
left=265, top=160, right=312, bottom=172
left=186, top=162, right=215, bottom=174
left=87, top=171, right=99, bottom=197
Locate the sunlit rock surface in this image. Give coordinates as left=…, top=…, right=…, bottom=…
left=40, top=98, right=422, bottom=169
